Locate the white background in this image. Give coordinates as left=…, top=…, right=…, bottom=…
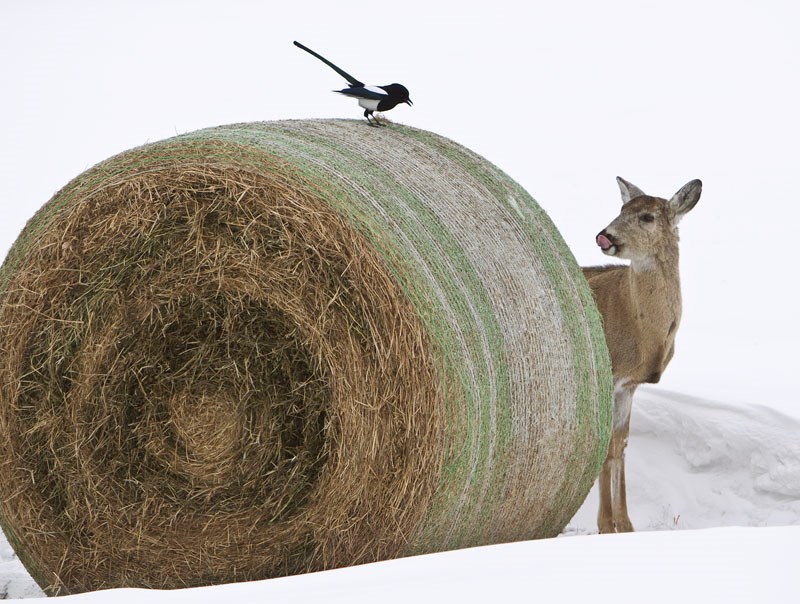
left=2, top=1, right=798, bottom=416
left=1, top=3, right=799, bottom=601
left=5, top=1, right=798, bottom=418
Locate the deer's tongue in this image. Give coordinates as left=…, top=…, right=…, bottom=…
left=597, top=234, right=614, bottom=251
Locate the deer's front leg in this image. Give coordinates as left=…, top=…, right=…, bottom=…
left=597, top=448, right=615, bottom=533
left=598, top=381, right=636, bottom=533
left=610, top=420, right=634, bottom=533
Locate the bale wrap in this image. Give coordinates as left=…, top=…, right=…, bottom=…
left=0, top=120, right=611, bottom=594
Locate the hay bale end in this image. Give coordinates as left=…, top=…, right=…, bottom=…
left=0, top=119, right=611, bottom=594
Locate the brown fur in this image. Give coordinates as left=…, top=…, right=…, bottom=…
left=583, top=177, right=701, bottom=533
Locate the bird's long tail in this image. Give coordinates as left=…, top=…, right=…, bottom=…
left=293, top=41, right=364, bottom=88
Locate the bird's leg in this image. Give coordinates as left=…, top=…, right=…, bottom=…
left=364, top=110, right=386, bottom=127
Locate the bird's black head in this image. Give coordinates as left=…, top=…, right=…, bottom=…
left=382, top=83, right=412, bottom=105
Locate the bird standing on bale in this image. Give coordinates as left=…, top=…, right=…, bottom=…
left=294, top=41, right=412, bottom=127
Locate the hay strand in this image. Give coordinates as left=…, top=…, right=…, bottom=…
left=0, top=119, right=611, bottom=594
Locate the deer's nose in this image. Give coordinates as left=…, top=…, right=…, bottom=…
left=597, top=232, right=615, bottom=251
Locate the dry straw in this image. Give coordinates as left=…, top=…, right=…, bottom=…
left=0, top=119, right=611, bottom=595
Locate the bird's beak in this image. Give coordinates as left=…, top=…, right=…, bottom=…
left=406, top=99, right=413, bottom=106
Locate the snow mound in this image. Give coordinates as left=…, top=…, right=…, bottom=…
left=567, top=387, right=800, bottom=532
left=4, top=527, right=800, bottom=604
left=0, top=540, right=43, bottom=600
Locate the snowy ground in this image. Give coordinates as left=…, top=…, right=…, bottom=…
left=2, top=387, right=799, bottom=601
left=567, top=387, right=800, bottom=532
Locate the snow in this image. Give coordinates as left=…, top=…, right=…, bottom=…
left=2, top=1, right=799, bottom=602
left=2, top=527, right=800, bottom=604
left=3, top=388, right=799, bottom=601
left=567, top=388, right=800, bottom=533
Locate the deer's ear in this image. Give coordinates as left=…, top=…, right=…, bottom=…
left=667, top=179, right=702, bottom=224
left=616, top=177, right=647, bottom=204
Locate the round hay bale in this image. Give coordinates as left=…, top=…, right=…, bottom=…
left=0, top=119, right=611, bottom=595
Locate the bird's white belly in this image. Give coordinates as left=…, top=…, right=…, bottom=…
left=358, top=98, right=380, bottom=111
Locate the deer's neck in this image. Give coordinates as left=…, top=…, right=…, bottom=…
left=628, top=245, right=682, bottom=323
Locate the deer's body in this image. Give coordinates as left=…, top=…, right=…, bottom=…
left=583, top=177, right=701, bottom=533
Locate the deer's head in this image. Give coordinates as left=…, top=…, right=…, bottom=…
left=596, top=177, right=702, bottom=268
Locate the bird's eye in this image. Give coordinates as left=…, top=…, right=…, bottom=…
left=640, top=213, right=655, bottom=223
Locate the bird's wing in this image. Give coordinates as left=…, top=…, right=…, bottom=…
left=335, top=86, right=387, bottom=100
left=293, top=41, right=364, bottom=87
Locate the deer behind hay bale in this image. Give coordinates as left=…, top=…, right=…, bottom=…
left=583, top=176, right=702, bottom=533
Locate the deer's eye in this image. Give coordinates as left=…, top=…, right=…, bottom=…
left=640, top=213, right=655, bottom=223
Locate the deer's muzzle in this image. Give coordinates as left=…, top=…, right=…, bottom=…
left=597, top=232, right=616, bottom=253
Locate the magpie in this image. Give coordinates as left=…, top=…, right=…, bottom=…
left=294, top=41, right=412, bottom=127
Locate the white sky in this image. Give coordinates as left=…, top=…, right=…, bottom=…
left=2, top=0, right=799, bottom=416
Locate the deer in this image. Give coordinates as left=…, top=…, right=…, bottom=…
left=583, top=176, right=702, bottom=533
